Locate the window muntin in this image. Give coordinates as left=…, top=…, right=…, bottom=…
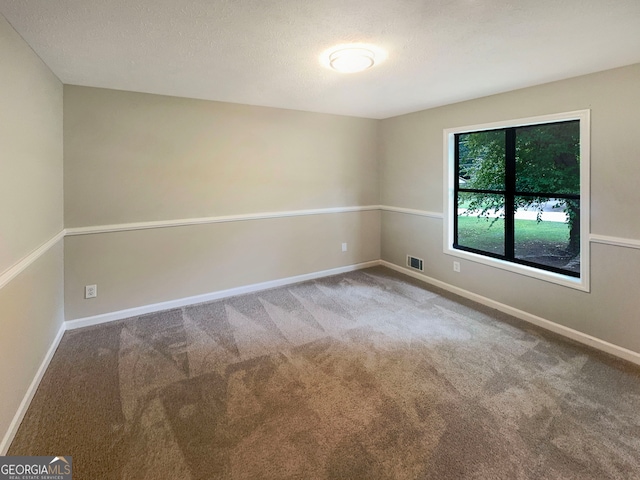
left=444, top=111, right=589, bottom=290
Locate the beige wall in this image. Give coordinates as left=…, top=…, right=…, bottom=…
left=63, top=86, right=380, bottom=319
left=65, top=211, right=380, bottom=319
left=64, top=86, right=378, bottom=227
left=1, top=17, right=63, bottom=269
left=0, top=244, right=64, bottom=442
left=379, top=63, right=640, bottom=354
left=0, top=14, right=64, bottom=448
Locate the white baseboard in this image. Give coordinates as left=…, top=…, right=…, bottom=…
left=0, top=322, right=66, bottom=455
left=381, top=260, right=640, bottom=367
left=66, top=261, right=381, bottom=330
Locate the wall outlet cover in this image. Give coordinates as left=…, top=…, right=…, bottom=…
left=85, top=284, right=97, bottom=299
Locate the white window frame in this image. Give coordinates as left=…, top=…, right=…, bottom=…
left=443, top=110, right=590, bottom=292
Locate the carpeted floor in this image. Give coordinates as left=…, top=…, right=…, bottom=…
left=9, top=267, right=640, bottom=479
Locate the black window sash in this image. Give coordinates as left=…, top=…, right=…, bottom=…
left=453, top=126, right=580, bottom=278
left=505, top=128, right=516, bottom=259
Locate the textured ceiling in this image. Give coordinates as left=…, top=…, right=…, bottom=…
left=1, top=0, right=640, bottom=119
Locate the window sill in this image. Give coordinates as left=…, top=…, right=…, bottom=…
left=445, top=246, right=589, bottom=292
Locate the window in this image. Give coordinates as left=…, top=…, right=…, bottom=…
left=444, top=111, right=590, bottom=290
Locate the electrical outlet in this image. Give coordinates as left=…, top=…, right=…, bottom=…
left=342, top=242, right=348, bottom=252
left=85, top=284, right=97, bottom=299
left=453, top=261, right=461, bottom=273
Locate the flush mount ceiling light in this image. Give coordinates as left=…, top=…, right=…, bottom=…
left=321, top=43, right=386, bottom=74
left=329, top=48, right=375, bottom=73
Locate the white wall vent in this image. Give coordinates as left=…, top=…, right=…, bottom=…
left=407, top=255, right=424, bottom=272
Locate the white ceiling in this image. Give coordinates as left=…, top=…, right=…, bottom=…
left=2, top=0, right=640, bottom=119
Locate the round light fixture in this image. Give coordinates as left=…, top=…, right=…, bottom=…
left=329, top=48, right=375, bottom=73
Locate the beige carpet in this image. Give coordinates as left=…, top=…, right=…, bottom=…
left=9, top=267, right=640, bottom=479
